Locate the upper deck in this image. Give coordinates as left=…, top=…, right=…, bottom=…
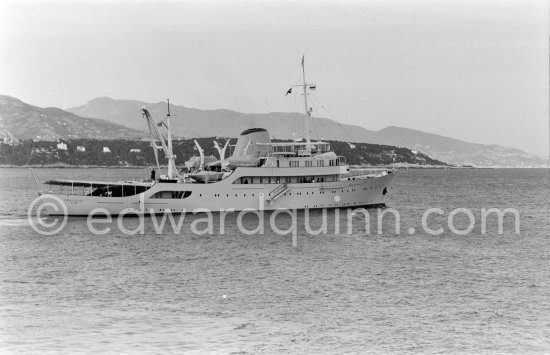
left=256, top=141, right=331, bottom=157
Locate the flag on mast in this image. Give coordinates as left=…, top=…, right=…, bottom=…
left=301, top=55, right=304, bottom=67
left=285, top=88, right=292, bottom=96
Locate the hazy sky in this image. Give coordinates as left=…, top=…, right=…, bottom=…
left=1, top=0, right=548, bottom=156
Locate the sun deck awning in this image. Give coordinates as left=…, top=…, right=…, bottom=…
left=43, top=179, right=152, bottom=188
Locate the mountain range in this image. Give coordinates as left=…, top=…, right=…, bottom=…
left=0, top=95, right=546, bottom=167
left=0, top=95, right=146, bottom=141
left=68, top=97, right=547, bottom=167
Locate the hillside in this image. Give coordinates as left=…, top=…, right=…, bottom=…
left=68, top=97, right=547, bottom=167
left=0, top=95, right=147, bottom=141
left=0, top=138, right=447, bottom=167
left=371, top=126, right=547, bottom=168
left=67, top=97, right=377, bottom=142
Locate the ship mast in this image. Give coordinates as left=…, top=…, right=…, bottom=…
left=301, top=55, right=311, bottom=150
left=285, top=56, right=315, bottom=152
left=166, top=99, right=174, bottom=179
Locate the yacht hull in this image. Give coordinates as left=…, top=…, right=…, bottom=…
left=40, top=173, right=394, bottom=216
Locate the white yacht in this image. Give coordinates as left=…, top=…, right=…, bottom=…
left=39, top=59, right=395, bottom=216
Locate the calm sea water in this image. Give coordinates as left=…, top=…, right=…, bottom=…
left=0, top=167, right=549, bottom=354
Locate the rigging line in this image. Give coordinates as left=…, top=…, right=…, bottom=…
left=317, top=115, right=328, bottom=141
left=307, top=114, right=319, bottom=139
left=288, top=89, right=299, bottom=140
left=310, top=107, right=320, bottom=140
left=300, top=96, right=306, bottom=140
left=316, top=106, right=329, bottom=141
left=297, top=99, right=304, bottom=139
left=317, top=99, right=356, bottom=142
left=335, top=121, right=355, bottom=143
left=319, top=115, right=329, bottom=141
left=308, top=97, right=318, bottom=139
left=290, top=114, right=298, bottom=140
left=294, top=86, right=301, bottom=138
left=338, top=121, right=356, bottom=142
left=310, top=95, right=330, bottom=141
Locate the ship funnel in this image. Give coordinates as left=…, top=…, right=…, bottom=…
left=225, top=128, right=271, bottom=169
left=231, top=128, right=271, bottom=157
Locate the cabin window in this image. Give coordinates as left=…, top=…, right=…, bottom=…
left=87, top=184, right=149, bottom=197
left=233, top=175, right=330, bottom=184
left=151, top=191, right=192, bottom=199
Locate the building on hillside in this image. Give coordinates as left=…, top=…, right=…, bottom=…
left=129, top=148, right=141, bottom=153
left=348, top=143, right=356, bottom=149
left=102, top=147, right=111, bottom=153
left=76, top=146, right=86, bottom=152
left=2, top=137, right=18, bottom=145
left=57, top=142, right=67, bottom=150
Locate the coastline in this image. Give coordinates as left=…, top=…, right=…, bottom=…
left=0, top=164, right=152, bottom=169
left=3, top=164, right=546, bottom=169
